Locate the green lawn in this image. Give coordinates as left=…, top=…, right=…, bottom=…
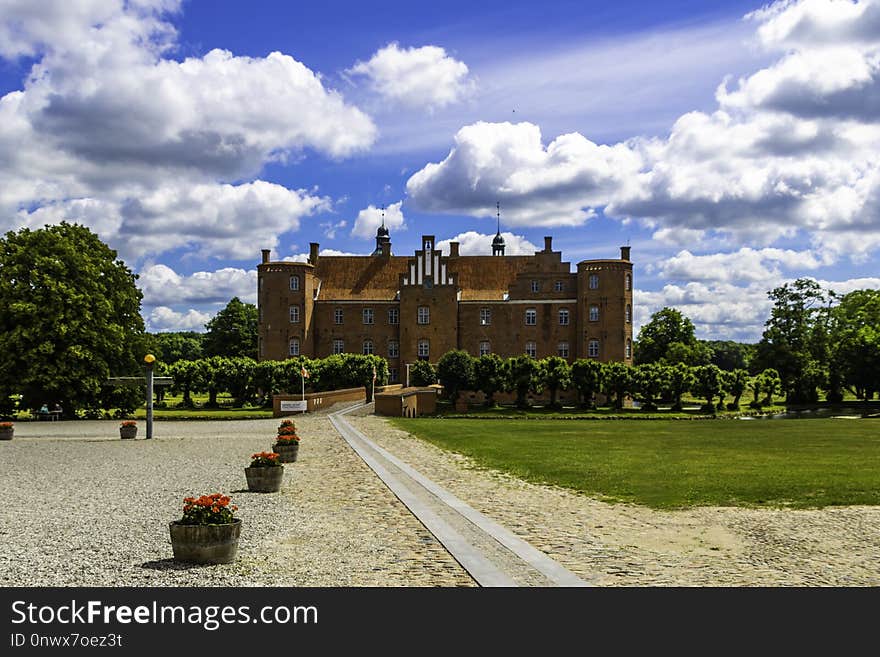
left=390, top=417, right=880, bottom=509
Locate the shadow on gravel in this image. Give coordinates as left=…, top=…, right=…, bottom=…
left=140, top=558, right=212, bottom=571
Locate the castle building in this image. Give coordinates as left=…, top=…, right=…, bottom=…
left=257, top=226, right=633, bottom=383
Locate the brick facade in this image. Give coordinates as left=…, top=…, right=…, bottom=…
left=257, top=233, right=633, bottom=381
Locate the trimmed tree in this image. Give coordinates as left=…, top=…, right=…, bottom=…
left=724, top=369, right=749, bottom=410
left=692, top=364, right=723, bottom=413
left=538, top=356, right=572, bottom=409
left=571, top=359, right=604, bottom=408
left=666, top=363, right=695, bottom=411
left=409, top=360, right=437, bottom=387
left=474, top=353, right=507, bottom=407
left=602, top=362, right=633, bottom=410
left=633, top=363, right=669, bottom=411
left=437, top=350, right=476, bottom=403
left=506, top=355, right=540, bottom=409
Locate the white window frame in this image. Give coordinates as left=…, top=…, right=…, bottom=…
left=480, top=307, right=491, bottom=326
left=588, top=339, right=600, bottom=358
left=590, top=305, right=599, bottom=322
left=388, top=307, right=399, bottom=325
left=626, top=339, right=632, bottom=359
left=530, top=280, right=540, bottom=293
left=388, top=340, right=399, bottom=358
left=557, top=342, right=569, bottom=358
left=559, top=309, right=569, bottom=326
left=290, top=275, right=300, bottom=291
left=625, top=274, right=631, bottom=291
left=479, top=341, right=491, bottom=356
left=389, top=368, right=398, bottom=383
left=333, top=339, right=344, bottom=354
left=417, top=339, right=430, bottom=359
left=362, top=308, right=374, bottom=325
left=525, top=308, right=537, bottom=325
left=363, top=339, right=374, bottom=355
left=289, top=305, right=300, bottom=324
left=417, top=306, right=430, bottom=325
left=525, top=341, right=537, bottom=358
left=554, top=280, right=564, bottom=292
left=289, top=338, right=300, bottom=356
left=589, top=274, right=599, bottom=290
left=626, top=304, right=631, bottom=323
left=334, top=308, right=343, bottom=325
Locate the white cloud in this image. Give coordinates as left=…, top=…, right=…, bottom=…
left=406, top=121, right=640, bottom=226
left=654, top=247, right=829, bottom=285
left=348, top=42, right=473, bottom=110
left=351, top=201, right=405, bottom=239
left=284, top=249, right=364, bottom=262
left=147, top=306, right=213, bottom=332
left=138, top=264, right=256, bottom=307
left=436, top=231, right=539, bottom=256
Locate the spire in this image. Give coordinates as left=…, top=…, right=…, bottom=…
left=374, top=204, right=391, bottom=255
left=492, top=201, right=505, bottom=256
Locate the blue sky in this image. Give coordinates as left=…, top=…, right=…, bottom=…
left=1, top=0, right=878, bottom=340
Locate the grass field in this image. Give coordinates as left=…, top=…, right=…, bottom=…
left=390, top=417, right=880, bottom=509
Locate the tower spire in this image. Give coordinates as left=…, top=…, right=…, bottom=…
left=492, top=200, right=505, bottom=256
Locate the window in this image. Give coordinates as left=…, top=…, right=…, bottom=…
left=626, top=338, right=632, bottom=359
left=363, top=339, right=374, bottom=355
left=625, top=274, right=631, bottom=291
left=479, top=341, right=491, bottom=356
left=530, top=280, right=540, bottom=293
left=362, top=308, right=374, bottom=325
left=625, top=304, right=631, bottom=323
left=388, top=340, right=399, bottom=358
left=289, top=305, right=300, bottom=323
left=590, top=305, right=599, bottom=322
left=388, top=307, right=399, bottom=325
left=333, top=339, right=344, bottom=354
left=289, top=338, right=300, bottom=356
left=557, top=342, right=569, bottom=358
left=525, top=341, right=537, bottom=358
left=334, top=308, right=343, bottom=325
left=480, top=307, right=491, bottom=325
left=588, top=339, right=600, bottom=358
left=559, top=309, right=570, bottom=325
left=589, top=274, right=599, bottom=289
left=554, top=280, right=565, bottom=292
left=290, top=275, right=299, bottom=291
left=417, top=339, right=430, bottom=360
left=389, top=368, right=398, bottom=383
left=525, top=308, right=537, bottom=325
left=417, top=306, right=430, bottom=324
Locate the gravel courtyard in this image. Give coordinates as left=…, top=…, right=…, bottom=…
left=2, top=409, right=878, bottom=587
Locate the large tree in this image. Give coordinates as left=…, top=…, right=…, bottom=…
left=151, top=331, right=205, bottom=364
left=203, top=297, right=258, bottom=359
left=474, top=353, right=506, bottom=407
left=755, top=278, right=831, bottom=403
left=634, top=307, right=699, bottom=365
left=538, top=356, right=571, bottom=409
left=0, top=222, right=146, bottom=414
left=829, top=289, right=880, bottom=400
left=437, top=350, right=475, bottom=403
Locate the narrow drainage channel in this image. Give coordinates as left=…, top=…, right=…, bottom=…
left=329, top=404, right=590, bottom=588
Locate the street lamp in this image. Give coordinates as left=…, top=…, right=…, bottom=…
left=144, top=354, right=156, bottom=439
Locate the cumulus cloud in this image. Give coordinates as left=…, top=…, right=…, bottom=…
left=351, top=201, right=405, bottom=239
left=147, top=306, right=213, bottom=332
left=436, top=231, right=539, bottom=256
left=653, top=247, right=829, bottom=285
left=406, top=121, right=640, bottom=226
left=138, top=264, right=257, bottom=306
left=284, top=249, right=364, bottom=262
left=348, top=42, right=474, bottom=110
left=0, top=0, right=374, bottom=262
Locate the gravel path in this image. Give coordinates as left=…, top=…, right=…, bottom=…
left=3, top=411, right=878, bottom=587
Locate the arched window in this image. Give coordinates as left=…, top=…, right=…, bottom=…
left=625, top=274, right=631, bottom=291
left=625, top=304, right=631, bottom=323
left=625, top=339, right=632, bottom=359
left=363, top=339, right=374, bottom=355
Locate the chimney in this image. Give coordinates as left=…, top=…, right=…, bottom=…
left=544, top=236, right=553, bottom=252
left=261, top=249, right=270, bottom=264
left=309, top=242, right=319, bottom=265
left=620, top=246, right=631, bottom=261
left=449, top=242, right=460, bottom=257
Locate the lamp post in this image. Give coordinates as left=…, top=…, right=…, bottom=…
left=144, top=354, right=156, bottom=439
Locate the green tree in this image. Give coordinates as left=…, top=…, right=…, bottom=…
left=0, top=222, right=146, bottom=414
left=474, top=354, right=507, bottom=407
left=755, top=278, right=831, bottom=404
left=666, top=363, right=695, bottom=411
left=633, top=363, right=669, bottom=411
left=602, top=362, right=632, bottom=410
left=409, top=360, right=437, bottom=387
left=829, top=289, right=880, bottom=400
left=665, top=340, right=712, bottom=367
left=634, top=307, right=698, bottom=364
left=571, top=359, right=604, bottom=408
left=692, top=364, right=723, bottom=413
left=723, top=369, right=750, bottom=410
left=437, top=350, right=476, bottom=403
left=203, top=297, right=258, bottom=359
left=505, top=355, right=540, bottom=409
left=538, top=356, right=571, bottom=409
left=703, top=340, right=756, bottom=372
left=151, top=331, right=205, bottom=364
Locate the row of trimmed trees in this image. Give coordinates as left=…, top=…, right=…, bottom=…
left=414, top=350, right=783, bottom=412
left=163, top=353, right=389, bottom=408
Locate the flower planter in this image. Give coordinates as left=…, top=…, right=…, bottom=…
left=0, top=427, right=13, bottom=441
left=169, top=519, right=241, bottom=564
left=272, top=442, right=299, bottom=462
left=119, top=426, right=137, bottom=439
left=245, top=465, right=284, bottom=492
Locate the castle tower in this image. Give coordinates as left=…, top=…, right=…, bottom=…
left=373, top=206, right=391, bottom=256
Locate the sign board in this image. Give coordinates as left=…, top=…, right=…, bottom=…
left=280, top=400, right=307, bottom=412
